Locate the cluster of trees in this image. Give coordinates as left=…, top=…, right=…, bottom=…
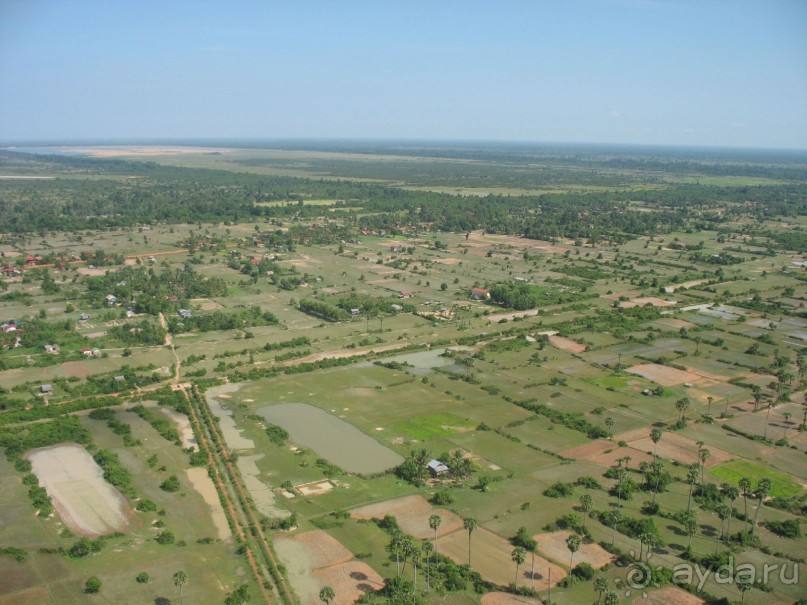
left=298, top=298, right=351, bottom=322
left=167, top=306, right=277, bottom=333
left=488, top=282, right=589, bottom=311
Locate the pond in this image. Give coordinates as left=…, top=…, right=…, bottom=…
left=258, top=403, right=403, bottom=474
left=361, top=346, right=474, bottom=375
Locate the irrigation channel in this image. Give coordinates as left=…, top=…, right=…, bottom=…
left=182, top=383, right=297, bottom=605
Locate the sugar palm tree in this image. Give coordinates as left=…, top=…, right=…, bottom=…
left=686, top=463, right=699, bottom=515
left=751, top=478, right=772, bottom=540
left=422, top=540, right=433, bottom=591
left=511, top=546, right=526, bottom=586
left=764, top=403, right=774, bottom=440
left=463, top=517, right=478, bottom=567
left=429, top=514, right=442, bottom=559
left=173, top=570, right=188, bottom=605
left=721, top=484, right=739, bottom=541
left=675, top=397, right=690, bottom=424
left=698, top=446, right=711, bottom=486
left=566, top=533, right=582, bottom=570
left=594, top=577, right=608, bottom=605
left=579, top=494, right=593, bottom=529
left=783, top=412, right=792, bottom=438
left=605, top=416, right=614, bottom=438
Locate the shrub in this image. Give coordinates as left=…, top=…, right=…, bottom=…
left=543, top=482, right=574, bottom=498
left=432, top=490, right=455, bottom=506
left=84, top=576, right=102, bottom=594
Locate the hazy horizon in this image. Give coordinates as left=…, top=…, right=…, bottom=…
left=2, top=1, right=805, bottom=149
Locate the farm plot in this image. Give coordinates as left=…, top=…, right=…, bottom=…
left=350, top=494, right=464, bottom=539
left=726, top=402, right=806, bottom=444
left=547, top=335, right=586, bottom=354
left=627, top=363, right=700, bottom=387
left=635, top=586, right=705, bottom=605
left=616, top=428, right=734, bottom=467
left=275, top=529, right=384, bottom=605
left=27, top=444, right=132, bottom=536
left=533, top=531, right=615, bottom=569
left=438, top=527, right=566, bottom=590
left=481, top=593, right=541, bottom=605
left=710, top=460, right=802, bottom=498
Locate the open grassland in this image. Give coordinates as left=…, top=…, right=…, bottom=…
left=710, top=459, right=803, bottom=498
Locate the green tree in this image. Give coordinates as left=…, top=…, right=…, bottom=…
left=511, top=546, right=526, bottom=586
left=751, top=478, right=772, bottom=540
left=579, top=494, right=593, bottom=528
left=136, top=571, right=149, bottom=584
left=85, top=576, right=102, bottom=594
left=319, top=586, right=335, bottom=605
left=566, top=533, right=582, bottom=570
left=463, top=516, right=478, bottom=567
left=675, top=397, right=690, bottom=425
left=594, top=577, right=608, bottom=605
left=736, top=577, right=752, bottom=603
left=603, top=590, right=621, bottom=605
left=739, top=477, right=752, bottom=532
left=650, top=427, right=662, bottom=458
left=173, top=570, right=188, bottom=605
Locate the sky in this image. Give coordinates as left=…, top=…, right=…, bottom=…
left=1, top=0, right=806, bottom=149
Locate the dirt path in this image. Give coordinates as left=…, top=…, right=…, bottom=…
left=282, top=342, right=410, bottom=366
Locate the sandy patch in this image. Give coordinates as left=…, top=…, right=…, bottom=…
left=627, top=363, right=701, bottom=387
left=432, top=257, right=463, bottom=265
left=619, top=297, right=677, bottom=308
left=635, top=586, right=705, bottom=605
left=238, top=454, right=289, bottom=518
left=487, top=308, right=541, bottom=322
left=616, top=428, right=734, bottom=468
left=350, top=494, right=431, bottom=519
left=439, top=527, right=566, bottom=590
left=680, top=365, right=732, bottom=382
left=159, top=407, right=198, bottom=451
left=296, top=480, right=334, bottom=497
left=663, top=279, right=710, bottom=293
left=185, top=467, right=231, bottom=541
left=481, top=593, right=542, bottom=605
left=27, top=444, right=131, bottom=536
left=533, top=531, right=615, bottom=569
left=76, top=267, right=107, bottom=277
left=548, top=335, right=586, bottom=354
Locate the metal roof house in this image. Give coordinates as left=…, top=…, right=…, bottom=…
left=427, top=459, right=449, bottom=476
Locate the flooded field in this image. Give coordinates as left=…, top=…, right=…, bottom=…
left=159, top=407, right=198, bottom=451
left=237, top=454, right=289, bottom=518
left=365, top=346, right=474, bottom=375
left=27, top=444, right=132, bottom=536
left=258, top=403, right=403, bottom=474
left=205, top=383, right=255, bottom=450
left=185, top=467, right=231, bottom=541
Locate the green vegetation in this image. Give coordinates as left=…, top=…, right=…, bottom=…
left=711, top=460, right=801, bottom=499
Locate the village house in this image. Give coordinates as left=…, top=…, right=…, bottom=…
left=470, top=287, right=491, bottom=300
left=105, top=294, right=117, bottom=306
left=427, top=459, right=449, bottom=477
left=40, top=384, right=53, bottom=394
left=179, top=309, right=193, bottom=319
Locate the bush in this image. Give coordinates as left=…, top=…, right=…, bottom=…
left=543, top=482, right=574, bottom=498
left=136, top=572, right=149, bottom=584
left=155, top=531, right=175, bottom=545
left=84, top=576, right=102, bottom=594
left=572, top=562, right=595, bottom=581
left=764, top=519, right=801, bottom=538
left=432, top=490, right=455, bottom=506
left=160, top=475, right=180, bottom=492
left=265, top=424, right=289, bottom=445
left=575, top=476, right=601, bottom=489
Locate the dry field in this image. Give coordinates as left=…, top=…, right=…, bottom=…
left=558, top=440, right=613, bottom=461
left=635, top=586, right=705, bottom=605
left=616, top=429, right=734, bottom=468
left=548, top=335, right=587, bottom=354
left=481, top=592, right=542, bottom=605
left=618, top=297, right=676, bottom=308
left=275, top=530, right=383, bottom=605
left=350, top=494, right=464, bottom=539
left=627, top=364, right=701, bottom=387
left=438, top=527, right=566, bottom=590
left=533, top=531, right=615, bottom=569
left=27, top=444, right=132, bottom=536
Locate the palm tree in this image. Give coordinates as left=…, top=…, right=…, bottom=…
left=706, top=396, right=714, bottom=416
left=422, top=540, right=433, bottom=591
left=387, top=531, right=405, bottom=576
left=764, top=403, right=774, bottom=440
left=751, top=478, right=772, bottom=540
left=400, top=535, right=416, bottom=574
left=429, top=514, right=442, bottom=558
left=698, top=446, right=711, bottom=486
left=738, top=477, right=752, bottom=532
left=319, top=586, right=335, bottom=605
left=721, top=484, right=739, bottom=541
left=463, top=517, right=478, bottom=566
left=715, top=504, right=730, bottom=546
left=783, top=412, right=792, bottom=438
left=737, top=577, right=752, bottom=603
left=579, top=494, right=593, bottom=528
left=684, top=513, right=699, bottom=550
left=566, top=533, right=582, bottom=570
left=675, top=397, right=691, bottom=424
left=603, top=590, right=621, bottom=605
left=410, top=544, right=421, bottom=602
left=511, top=546, right=526, bottom=586
left=751, top=386, right=763, bottom=412
left=605, top=416, right=614, bottom=438
left=594, top=577, right=608, bottom=605
left=650, top=428, right=662, bottom=458
left=173, top=570, right=188, bottom=605
left=610, top=510, right=622, bottom=546
left=686, top=463, right=699, bottom=515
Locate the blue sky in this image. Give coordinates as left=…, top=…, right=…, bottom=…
left=1, top=0, right=805, bottom=148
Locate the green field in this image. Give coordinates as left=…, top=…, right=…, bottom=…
left=711, top=459, right=802, bottom=498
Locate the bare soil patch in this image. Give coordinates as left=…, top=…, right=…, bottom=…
left=548, top=335, right=586, bottom=354
left=619, top=297, right=676, bottom=308
left=481, top=593, right=542, bottom=605
left=533, top=531, right=615, bottom=569
left=186, top=467, right=231, bottom=541
left=350, top=494, right=463, bottom=538
left=313, top=562, right=384, bottom=605
left=558, top=440, right=613, bottom=461
left=439, top=527, right=566, bottom=590
left=680, top=365, right=732, bottom=382
left=290, top=529, right=354, bottom=568
left=616, top=428, right=734, bottom=468
left=191, top=297, right=223, bottom=311
left=635, top=586, right=705, bottom=605
left=0, top=587, right=50, bottom=605
left=27, top=444, right=132, bottom=536
left=76, top=267, right=106, bottom=276
left=296, top=480, right=335, bottom=497
left=591, top=446, right=653, bottom=469
left=627, top=363, right=701, bottom=387
left=61, top=360, right=93, bottom=379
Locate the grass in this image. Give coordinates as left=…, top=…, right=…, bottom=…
left=710, top=459, right=802, bottom=499
left=391, top=413, right=476, bottom=440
